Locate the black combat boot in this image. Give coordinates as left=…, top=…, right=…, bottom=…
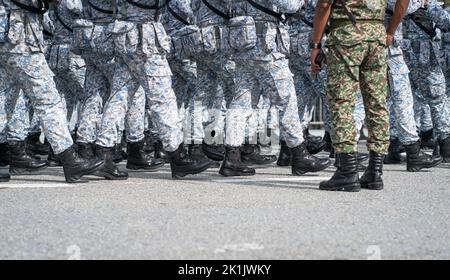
left=0, top=172, right=10, bottom=183
left=241, top=144, right=277, bottom=165
left=405, top=141, right=442, bottom=172
left=77, top=142, right=96, bottom=160
left=323, top=131, right=333, bottom=153
left=168, top=143, right=213, bottom=178
left=202, top=141, right=225, bottom=162
left=438, top=136, right=450, bottom=163
left=277, top=141, right=291, bottom=167
left=219, top=146, right=256, bottom=177
left=155, top=140, right=169, bottom=163
left=58, top=145, right=104, bottom=183
left=384, top=138, right=403, bottom=164
left=47, top=147, right=62, bottom=167
left=304, top=129, right=326, bottom=155
left=319, top=153, right=361, bottom=192
left=126, top=141, right=165, bottom=171
left=112, top=144, right=127, bottom=163
left=143, top=131, right=155, bottom=153
left=360, top=151, right=385, bottom=190
left=0, top=142, right=10, bottom=167
left=8, top=141, right=49, bottom=174
left=188, top=144, right=219, bottom=168
left=26, top=132, right=50, bottom=156
left=94, top=146, right=128, bottom=180
left=420, top=129, right=436, bottom=150
left=291, top=142, right=331, bottom=176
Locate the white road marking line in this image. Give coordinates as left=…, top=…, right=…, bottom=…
left=1, top=183, right=77, bottom=189
left=213, top=177, right=330, bottom=183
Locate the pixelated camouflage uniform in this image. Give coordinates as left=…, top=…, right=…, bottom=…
left=75, top=0, right=146, bottom=145
left=0, top=0, right=73, bottom=154
left=164, top=0, right=202, bottom=144
left=323, top=0, right=390, bottom=154
left=0, top=66, right=32, bottom=143
left=46, top=2, right=86, bottom=131
left=442, top=4, right=450, bottom=95
left=403, top=0, right=450, bottom=141
left=385, top=0, right=422, bottom=145
left=95, top=0, right=183, bottom=151
left=226, top=0, right=305, bottom=149
left=189, top=0, right=235, bottom=145
left=287, top=0, right=332, bottom=133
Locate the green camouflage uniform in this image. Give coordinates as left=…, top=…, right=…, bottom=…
left=323, top=0, right=390, bottom=154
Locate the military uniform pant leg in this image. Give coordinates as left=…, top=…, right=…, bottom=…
left=225, top=62, right=259, bottom=147
left=0, top=52, right=73, bottom=154
left=264, top=57, right=304, bottom=148
left=387, top=50, right=419, bottom=144
left=327, top=42, right=389, bottom=154
left=125, top=85, right=146, bottom=143
left=7, top=89, right=31, bottom=141
left=96, top=60, right=140, bottom=148
left=411, top=59, right=450, bottom=140
left=102, top=55, right=183, bottom=152
left=77, top=57, right=112, bottom=144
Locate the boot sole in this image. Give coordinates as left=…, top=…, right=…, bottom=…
left=64, top=161, right=104, bottom=183
left=94, top=170, right=129, bottom=180
left=204, top=153, right=225, bottom=162
left=126, top=162, right=165, bottom=171
left=292, top=162, right=332, bottom=176
left=407, top=158, right=443, bottom=172
left=0, top=178, right=10, bottom=183
left=172, top=162, right=213, bottom=179
left=9, top=164, right=49, bottom=175
left=319, top=183, right=361, bottom=192
left=361, top=182, right=384, bottom=190
left=219, top=168, right=256, bottom=177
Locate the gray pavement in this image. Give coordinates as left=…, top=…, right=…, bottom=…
left=0, top=149, right=449, bottom=260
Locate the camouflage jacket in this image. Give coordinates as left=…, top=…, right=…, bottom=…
left=1, top=0, right=48, bottom=53
left=320, top=0, right=387, bottom=46
left=48, top=0, right=83, bottom=44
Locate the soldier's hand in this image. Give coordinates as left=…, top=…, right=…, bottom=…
left=311, top=48, right=321, bottom=73
left=386, top=33, right=395, bottom=47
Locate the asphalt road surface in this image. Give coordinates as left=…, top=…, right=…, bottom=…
left=0, top=148, right=449, bottom=260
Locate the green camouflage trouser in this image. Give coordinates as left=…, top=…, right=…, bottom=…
left=327, top=41, right=390, bottom=154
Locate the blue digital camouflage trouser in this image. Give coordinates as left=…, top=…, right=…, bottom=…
left=405, top=41, right=450, bottom=140
left=96, top=52, right=182, bottom=152
left=0, top=66, right=31, bottom=142
left=194, top=54, right=234, bottom=145
left=169, top=57, right=201, bottom=144
left=289, top=57, right=332, bottom=133
left=386, top=45, right=420, bottom=144
left=227, top=54, right=303, bottom=148
left=0, top=46, right=73, bottom=154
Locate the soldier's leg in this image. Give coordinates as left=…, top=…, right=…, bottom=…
left=125, top=55, right=211, bottom=177
left=261, top=57, right=331, bottom=175
left=0, top=52, right=102, bottom=182
left=421, top=59, right=450, bottom=161
left=6, top=89, right=30, bottom=143
left=124, top=84, right=164, bottom=171
left=2, top=53, right=73, bottom=154
left=125, top=86, right=146, bottom=144
left=77, top=59, right=110, bottom=144
left=96, top=60, right=140, bottom=149
left=359, top=43, right=390, bottom=154
left=326, top=46, right=360, bottom=154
